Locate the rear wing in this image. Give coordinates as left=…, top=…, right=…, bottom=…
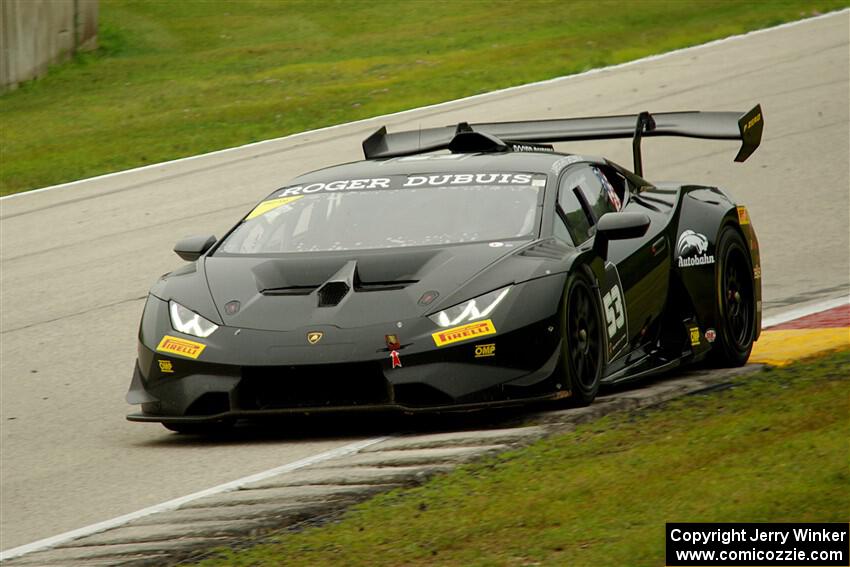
left=362, top=105, right=763, bottom=177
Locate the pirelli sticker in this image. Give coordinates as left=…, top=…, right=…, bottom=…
left=432, top=320, right=496, bottom=347
left=157, top=335, right=206, bottom=359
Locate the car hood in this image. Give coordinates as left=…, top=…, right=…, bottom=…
left=180, top=240, right=572, bottom=332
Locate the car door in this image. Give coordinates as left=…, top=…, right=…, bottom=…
left=557, top=163, right=670, bottom=357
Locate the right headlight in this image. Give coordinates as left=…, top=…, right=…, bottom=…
left=169, top=301, right=219, bottom=338
left=428, top=286, right=511, bottom=328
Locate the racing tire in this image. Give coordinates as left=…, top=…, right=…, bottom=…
left=557, top=274, right=605, bottom=406
left=710, top=227, right=756, bottom=367
left=162, top=420, right=234, bottom=435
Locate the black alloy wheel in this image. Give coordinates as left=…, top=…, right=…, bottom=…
left=560, top=275, right=604, bottom=405
left=711, top=227, right=756, bottom=366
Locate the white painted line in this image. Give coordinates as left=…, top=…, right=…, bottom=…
left=1, top=8, right=847, bottom=203
left=0, top=436, right=389, bottom=561
left=762, top=295, right=850, bottom=329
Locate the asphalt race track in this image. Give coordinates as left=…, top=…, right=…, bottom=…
left=1, top=12, right=848, bottom=551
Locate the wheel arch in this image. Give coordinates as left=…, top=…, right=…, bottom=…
left=670, top=186, right=760, bottom=347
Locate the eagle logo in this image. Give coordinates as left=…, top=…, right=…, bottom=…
left=677, top=230, right=709, bottom=257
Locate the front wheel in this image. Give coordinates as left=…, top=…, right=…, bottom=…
left=710, top=227, right=756, bottom=366
left=556, top=274, right=605, bottom=405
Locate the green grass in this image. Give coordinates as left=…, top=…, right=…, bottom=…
left=190, top=349, right=850, bottom=566
left=1, top=1, right=846, bottom=195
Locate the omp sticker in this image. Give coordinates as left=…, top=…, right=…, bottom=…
left=737, top=205, right=750, bottom=225
left=474, top=343, right=496, bottom=358
left=689, top=327, right=700, bottom=346
left=158, top=360, right=174, bottom=373
left=433, top=320, right=496, bottom=347
left=156, top=335, right=206, bottom=359
left=245, top=196, right=304, bottom=220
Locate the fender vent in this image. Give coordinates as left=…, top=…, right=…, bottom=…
left=518, top=239, right=571, bottom=260
left=317, top=281, right=350, bottom=307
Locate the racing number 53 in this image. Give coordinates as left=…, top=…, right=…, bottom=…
left=602, top=286, right=625, bottom=338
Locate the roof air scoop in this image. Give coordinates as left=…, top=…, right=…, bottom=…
left=315, top=260, right=357, bottom=307
left=448, top=124, right=508, bottom=154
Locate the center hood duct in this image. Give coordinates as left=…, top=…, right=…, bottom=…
left=315, top=260, right=355, bottom=307
left=204, top=241, right=560, bottom=331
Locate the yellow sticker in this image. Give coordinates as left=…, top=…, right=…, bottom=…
left=156, top=335, right=206, bottom=359
left=689, top=327, right=700, bottom=346
left=245, top=196, right=304, bottom=220
left=474, top=343, right=496, bottom=358
left=742, top=113, right=762, bottom=133
left=158, top=360, right=174, bottom=373
left=432, top=320, right=497, bottom=347
left=737, top=205, right=750, bottom=225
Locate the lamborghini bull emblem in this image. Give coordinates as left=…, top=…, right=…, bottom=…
left=307, top=331, right=324, bottom=345
left=677, top=230, right=714, bottom=268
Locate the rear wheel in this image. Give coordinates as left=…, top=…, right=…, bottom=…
left=557, top=275, right=605, bottom=405
left=710, top=227, right=756, bottom=366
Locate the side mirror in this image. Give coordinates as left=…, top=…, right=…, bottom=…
left=593, top=212, right=650, bottom=259
left=174, top=235, right=216, bottom=262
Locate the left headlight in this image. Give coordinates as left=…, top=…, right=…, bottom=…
left=169, top=301, right=219, bottom=338
left=428, top=286, right=511, bottom=328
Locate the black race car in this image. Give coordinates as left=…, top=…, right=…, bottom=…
left=127, top=106, right=764, bottom=432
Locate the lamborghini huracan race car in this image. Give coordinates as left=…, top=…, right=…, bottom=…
left=127, top=107, right=764, bottom=432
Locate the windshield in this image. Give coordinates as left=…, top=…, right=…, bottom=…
left=218, top=173, right=544, bottom=254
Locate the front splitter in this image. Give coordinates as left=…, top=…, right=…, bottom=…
left=126, top=390, right=572, bottom=423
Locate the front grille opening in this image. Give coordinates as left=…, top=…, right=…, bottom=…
left=185, top=392, right=230, bottom=416
left=393, top=383, right=454, bottom=407
left=237, top=363, right=389, bottom=410
left=317, top=281, right=350, bottom=307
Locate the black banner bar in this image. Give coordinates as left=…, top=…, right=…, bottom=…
left=666, top=523, right=849, bottom=566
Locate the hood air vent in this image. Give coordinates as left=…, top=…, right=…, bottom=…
left=315, top=260, right=357, bottom=307
left=261, top=285, right=318, bottom=296
left=317, top=281, right=351, bottom=307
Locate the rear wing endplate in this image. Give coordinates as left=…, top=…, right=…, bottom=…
left=362, top=105, right=764, bottom=176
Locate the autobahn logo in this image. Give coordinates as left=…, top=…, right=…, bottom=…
left=677, top=230, right=714, bottom=268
